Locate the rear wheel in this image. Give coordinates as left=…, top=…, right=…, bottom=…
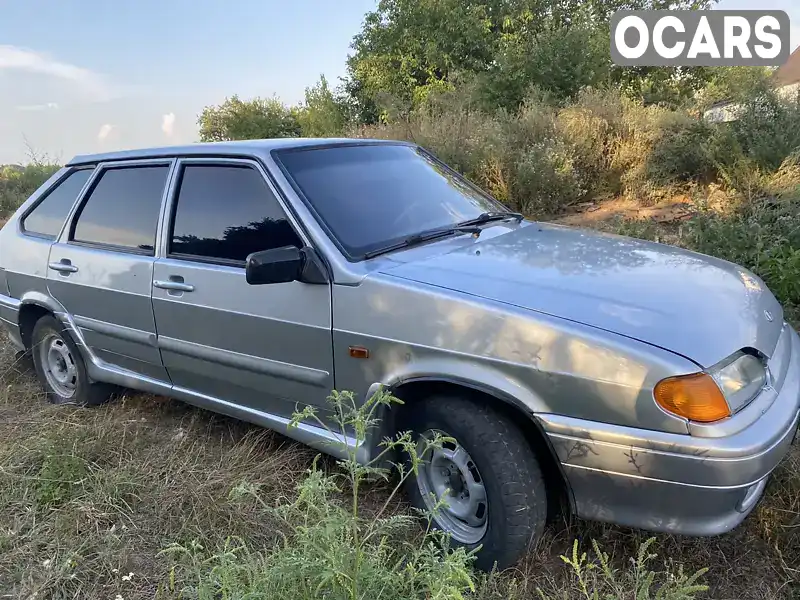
left=30, top=315, right=114, bottom=406
left=402, top=394, right=547, bottom=571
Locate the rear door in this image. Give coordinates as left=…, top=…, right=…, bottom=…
left=46, top=160, right=173, bottom=382
left=151, top=158, right=334, bottom=419
left=4, top=167, right=94, bottom=311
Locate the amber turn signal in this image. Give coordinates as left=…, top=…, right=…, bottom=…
left=653, top=372, right=731, bottom=423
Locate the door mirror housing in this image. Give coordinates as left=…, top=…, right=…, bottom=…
left=245, top=245, right=328, bottom=285
left=245, top=245, right=303, bottom=285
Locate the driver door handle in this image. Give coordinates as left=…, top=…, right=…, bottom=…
left=153, top=279, right=195, bottom=292
left=48, top=260, right=78, bottom=274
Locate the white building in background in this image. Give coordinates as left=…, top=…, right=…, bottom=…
left=703, top=48, right=800, bottom=123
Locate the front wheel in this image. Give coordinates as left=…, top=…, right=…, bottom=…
left=402, top=394, right=547, bottom=571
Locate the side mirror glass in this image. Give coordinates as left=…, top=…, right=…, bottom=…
left=245, top=245, right=303, bottom=285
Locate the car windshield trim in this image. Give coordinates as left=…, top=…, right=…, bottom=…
left=271, top=143, right=512, bottom=262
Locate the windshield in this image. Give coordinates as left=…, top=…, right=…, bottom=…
left=274, top=143, right=507, bottom=259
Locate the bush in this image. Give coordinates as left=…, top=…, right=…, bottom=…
left=645, top=117, right=716, bottom=186
left=0, top=163, right=59, bottom=218
left=296, top=75, right=349, bottom=138
left=355, top=85, right=727, bottom=215
left=511, top=140, right=586, bottom=215
left=727, top=91, right=800, bottom=173
left=197, top=95, right=301, bottom=142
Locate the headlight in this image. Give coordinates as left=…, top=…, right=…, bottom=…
left=709, top=353, right=767, bottom=413
left=654, top=352, right=767, bottom=423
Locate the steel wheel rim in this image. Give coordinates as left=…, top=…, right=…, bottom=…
left=39, top=333, right=78, bottom=398
left=416, top=428, right=488, bottom=544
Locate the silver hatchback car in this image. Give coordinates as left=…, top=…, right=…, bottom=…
left=0, top=139, right=798, bottom=570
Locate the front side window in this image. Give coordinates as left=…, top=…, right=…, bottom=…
left=22, top=169, right=93, bottom=238
left=71, top=165, right=169, bottom=253
left=169, top=164, right=301, bottom=264
left=274, top=144, right=505, bottom=259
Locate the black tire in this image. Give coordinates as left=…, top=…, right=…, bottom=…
left=402, top=394, right=547, bottom=571
left=30, top=314, right=114, bottom=406
left=13, top=349, right=35, bottom=374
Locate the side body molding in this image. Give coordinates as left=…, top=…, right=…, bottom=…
left=51, top=310, right=365, bottom=463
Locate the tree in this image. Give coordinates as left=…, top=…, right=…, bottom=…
left=197, top=95, right=301, bottom=142
left=343, top=0, right=721, bottom=117
left=295, top=75, right=349, bottom=138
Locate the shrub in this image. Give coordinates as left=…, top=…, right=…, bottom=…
left=197, top=95, right=302, bottom=142
left=0, top=163, right=59, bottom=217
left=554, top=100, right=614, bottom=197
left=511, top=140, right=587, bottom=215
left=645, top=117, right=716, bottom=186
left=296, top=75, right=349, bottom=138
left=727, top=91, right=800, bottom=173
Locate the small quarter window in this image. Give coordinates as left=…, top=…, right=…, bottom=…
left=72, top=165, right=169, bottom=253
left=169, top=164, right=301, bottom=264
left=22, top=169, right=93, bottom=238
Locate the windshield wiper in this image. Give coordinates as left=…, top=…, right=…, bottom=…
left=457, top=211, right=524, bottom=227
left=363, top=225, right=482, bottom=259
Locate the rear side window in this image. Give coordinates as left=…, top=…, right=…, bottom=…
left=168, top=164, right=301, bottom=264
left=22, top=169, right=93, bottom=238
left=72, top=165, right=169, bottom=253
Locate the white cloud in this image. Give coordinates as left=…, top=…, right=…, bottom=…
left=0, top=45, right=116, bottom=101
left=16, top=102, right=59, bottom=111
left=97, top=123, right=114, bottom=141
left=161, top=112, right=175, bottom=137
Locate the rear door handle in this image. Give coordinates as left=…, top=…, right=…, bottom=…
left=153, top=279, right=195, bottom=292
left=48, top=260, right=78, bottom=273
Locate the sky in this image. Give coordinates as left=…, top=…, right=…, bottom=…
left=0, top=0, right=798, bottom=164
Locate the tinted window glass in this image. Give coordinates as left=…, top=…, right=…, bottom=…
left=275, top=144, right=504, bottom=258
left=72, top=166, right=168, bottom=252
left=170, top=164, right=301, bottom=263
left=22, top=169, right=92, bottom=237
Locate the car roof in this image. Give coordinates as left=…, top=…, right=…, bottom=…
left=66, top=137, right=413, bottom=166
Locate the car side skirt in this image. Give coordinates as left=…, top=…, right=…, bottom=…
left=54, top=311, right=366, bottom=463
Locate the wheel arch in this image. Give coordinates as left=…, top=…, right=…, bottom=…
left=17, top=292, right=69, bottom=349
left=18, top=302, right=53, bottom=350
left=371, top=375, right=574, bottom=519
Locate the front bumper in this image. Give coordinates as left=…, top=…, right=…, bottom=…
left=539, top=325, right=800, bottom=536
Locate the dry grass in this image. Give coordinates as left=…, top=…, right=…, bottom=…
left=0, top=343, right=320, bottom=598
left=0, top=335, right=797, bottom=599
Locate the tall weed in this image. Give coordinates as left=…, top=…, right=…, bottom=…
left=160, top=389, right=477, bottom=600
left=535, top=538, right=708, bottom=600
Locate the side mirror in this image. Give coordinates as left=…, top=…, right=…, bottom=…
left=245, top=245, right=303, bottom=285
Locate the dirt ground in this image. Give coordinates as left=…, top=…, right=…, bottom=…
left=552, top=195, right=698, bottom=227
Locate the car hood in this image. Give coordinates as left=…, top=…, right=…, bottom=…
left=380, top=222, right=784, bottom=367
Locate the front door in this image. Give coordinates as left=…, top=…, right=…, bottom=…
left=47, top=161, right=172, bottom=382
left=151, top=159, right=334, bottom=419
